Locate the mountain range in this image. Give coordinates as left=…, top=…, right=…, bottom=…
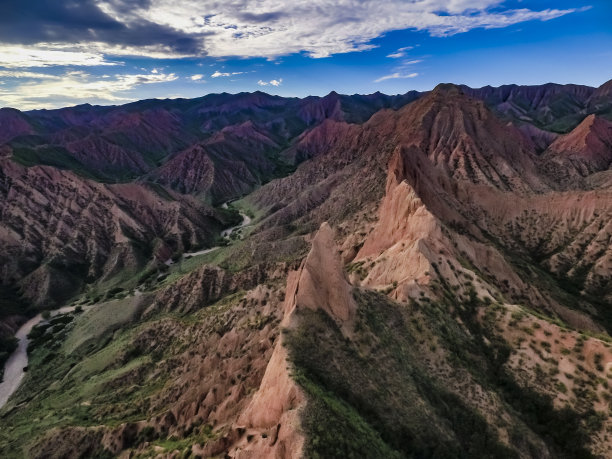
left=0, top=79, right=612, bottom=458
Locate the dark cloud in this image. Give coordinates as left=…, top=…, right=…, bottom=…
left=236, top=11, right=286, bottom=23
left=0, top=0, right=206, bottom=55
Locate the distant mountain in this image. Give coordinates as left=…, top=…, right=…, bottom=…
left=460, top=82, right=595, bottom=132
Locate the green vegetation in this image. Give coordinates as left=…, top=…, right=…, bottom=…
left=444, top=289, right=598, bottom=458
left=285, top=290, right=518, bottom=459
left=62, top=297, right=143, bottom=353
left=216, top=204, right=243, bottom=227
left=0, top=282, right=250, bottom=457
left=134, top=423, right=216, bottom=458
left=231, top=197, right=265, bottom=222
left=285, top=282, right=600, bottom=459
left=0, top=301, right=167, bottom=455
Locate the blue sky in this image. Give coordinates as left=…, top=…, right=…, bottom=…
left=0, top=0, right=610, bottom=109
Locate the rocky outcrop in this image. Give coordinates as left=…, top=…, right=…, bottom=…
left=289, top=222, right=356, bottom=326
left=233, top=335, right=305, bottom=459
left=152, top=144, right=216, bottom=195
left=230, top=222, right=355, bottom=457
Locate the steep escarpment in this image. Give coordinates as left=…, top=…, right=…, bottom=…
left=0, top=108, right=35, bottom=144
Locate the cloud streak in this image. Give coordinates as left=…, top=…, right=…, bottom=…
left=374, top=72, right=418, bottom=83
left=387, top=46, right=414, bottom=59
left=0, top=45, right=118, bottom=68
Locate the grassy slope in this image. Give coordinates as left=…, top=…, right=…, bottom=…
left=0, top=289, right=245, bottom=457
left=285, top=287, right=598, bottom=459
left=0, top=298, right=149, bottom=456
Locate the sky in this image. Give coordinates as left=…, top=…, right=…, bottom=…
left=0, top=0, right=610, bottom=110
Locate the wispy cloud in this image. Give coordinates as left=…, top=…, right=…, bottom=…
left=190, top=74, right=205, bottom=81
left=374, top=72, right=418, bottom=83
left=375, top=55, right=422, bottom=83
left=0, top=70, right=61, bottom=80
left=0, top=1, right=588, bottom=107
left=257, top=78, right=283, bottom=87
left=387, top=46, right=414, bottom=59
left=0, top=71, right=178, bottom=110
left=124, top=2, right=582, bottom=59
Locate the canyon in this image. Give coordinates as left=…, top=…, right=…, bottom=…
left=0, top=80, right=611, bottom=458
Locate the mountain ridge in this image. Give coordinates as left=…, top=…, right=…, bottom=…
left=1, top=80, right=612, bottom=458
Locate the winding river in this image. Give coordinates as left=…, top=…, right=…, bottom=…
left=166, top=209, right=252, bottom=265
left=0, top=207, right=253, bottom=409
left=0, top=306, right=78, bottom=409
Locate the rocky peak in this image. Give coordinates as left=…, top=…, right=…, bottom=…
left=287, top=222, right=356, bottom=327
left=431, top=83, right=464, bottom=97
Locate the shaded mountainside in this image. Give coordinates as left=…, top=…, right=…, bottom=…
left=0, top=157, right=233, bottom=312
left=2, top=91, right=421, bottom=193
left=0, top=81, right=612, bottom=458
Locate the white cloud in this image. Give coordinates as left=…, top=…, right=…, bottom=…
left=0, top=45, right=118, bottom=68
left=94, top=1, right=581, bottom=59
left=212, top=71, right=230, bottom=78
left=0, top=71, right=178, bottom=110
left=387, top=46, right=414, bottom=58
left=211, top=70, right=244, bottom=78
left=374, top=72, right=418, bottom=83
left=258, top=78, right=283, bottom=87
left=190, top=74, right=205, bottom=80
left=0, top=1, right=585, bottom=106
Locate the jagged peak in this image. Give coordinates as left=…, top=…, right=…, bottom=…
left=287, top=222, right=356, bottom=327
